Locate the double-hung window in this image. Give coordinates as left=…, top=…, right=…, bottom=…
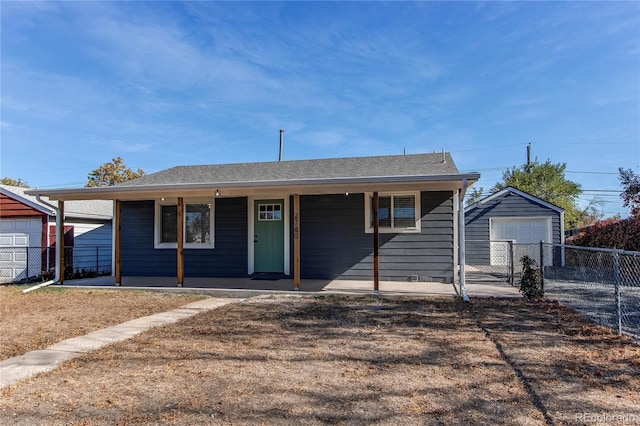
left=155, top=199, right=214, bottom=248
left=365, top=192, right=420, bottom=233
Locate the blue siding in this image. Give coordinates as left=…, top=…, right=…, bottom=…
left=465, top=192, right=563, bottom=265
left=66, top=219, right=112, bottom=274
left=296, top=194, right=372, bottom=280
left=122, top=192, right=455, bottom=282
left=121, top=198, right=247, bottom=277
left=296, top=191, right=455, bottom=283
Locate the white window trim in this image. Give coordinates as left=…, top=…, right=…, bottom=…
left=154, top=198, right=215, bottom=249
left=364, top=191, right=421, bottom=233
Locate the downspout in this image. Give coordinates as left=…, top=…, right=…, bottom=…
left=458, top=179, right=470, bottom=302
left=35, top=195, right=62, bottom=284
left=560, top=210, right=566, bottom=267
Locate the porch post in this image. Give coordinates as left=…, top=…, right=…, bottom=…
left=114, top=199, right=122, bottom=286
left=177, top=197, right=184, bottom=286
left=373, top=192, right=380, bottom=292
left=41, top=215, right=48, bottom=273
left=57, top=200, right=65, bottom=284
left=293, top=194, right=301, bottom=290
left=458, top=179, right=469, bottom=301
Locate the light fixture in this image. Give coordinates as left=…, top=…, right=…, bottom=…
left=161, top=197, right=165, bottom=201
left=215, top=189, right=220, bottom=197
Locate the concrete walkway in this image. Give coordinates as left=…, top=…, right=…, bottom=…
left=0, top=297, right=238, bottom=389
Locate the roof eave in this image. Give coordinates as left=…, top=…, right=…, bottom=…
left=27, top=173, right=481, bottom=201
left=464, top=186, right=565, bottom=213
left=1, top=187, right=54, bottom=215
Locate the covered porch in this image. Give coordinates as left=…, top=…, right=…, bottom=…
left=27, top=153, right=483, bottom=297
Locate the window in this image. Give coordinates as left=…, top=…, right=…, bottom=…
left=160, top=205, right=178, bottom=243
left=155, top=199, right=214, bottom=248
left=365, top=192, right=420, bottom=233
left=258, top=203, right=281, bottom=221
left=185, top=204, right=211, bottom=244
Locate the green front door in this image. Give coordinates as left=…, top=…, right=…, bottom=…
left=254, top=199, right=285, bottom=273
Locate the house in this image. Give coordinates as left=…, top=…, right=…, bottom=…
left=464, top=186, right=565, bottom=268
left=26, top=153, right=480, bottom=290
left=0, top=185, right=113, bottom=283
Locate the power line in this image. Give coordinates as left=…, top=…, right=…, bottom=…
left=35, top=181, right=87, bottom=189
left=3, top=166, right=94, bottom=173
left=566, top=170, right=620, bottom=175
left=462, top=168, right=622, bottom=175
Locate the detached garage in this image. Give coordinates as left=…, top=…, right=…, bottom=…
left=0, top=218, right=45, bottom=283
left=464, top=187, right=564, bottom=267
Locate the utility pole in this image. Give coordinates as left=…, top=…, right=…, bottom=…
left=526, top=143, right=531, bottom=167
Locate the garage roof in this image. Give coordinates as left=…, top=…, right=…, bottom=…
left=464, top=186, right=564, bottom=213
left=1, top=185, right=112, bottom=219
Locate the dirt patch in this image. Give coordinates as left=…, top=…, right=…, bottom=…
left=1, top=294, right=638, bottom=425
left=0, top=285, right=204, bottom=360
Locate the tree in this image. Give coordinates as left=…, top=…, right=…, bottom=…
left=618, top=167, right=640, bottom=217
left=578, top=196, right=606, bottom=227
left=491, top=159, right=589, bottom=229
left=86, top=157, right=146, bottom=187
left=1, top=177, right=30, bottom=188
left=465, top=186, right=485, bottom=206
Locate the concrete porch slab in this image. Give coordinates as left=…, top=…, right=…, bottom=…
left=50, top=275, right=522, bottom=298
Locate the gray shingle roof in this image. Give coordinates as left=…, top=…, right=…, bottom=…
left=119, top=153, right=460, bottom=187
left=24, top=153, right=479, bottom=201
left=64, top=199, right=113, bottom=220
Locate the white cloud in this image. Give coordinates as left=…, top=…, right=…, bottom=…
left=302, top=131, right=345, bottom=147
left=109, top=140, right=153, bottom=153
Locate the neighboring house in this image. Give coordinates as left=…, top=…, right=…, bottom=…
left=464, top=186, right=565, bottom=267
left=0, top=185, right=113, bottom=283
left=27, top=153, right=480, bottom=287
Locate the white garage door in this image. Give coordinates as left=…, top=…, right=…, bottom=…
left=0, top=218, right=42, bottom=283
left=490, top=218, right=552, bottom=266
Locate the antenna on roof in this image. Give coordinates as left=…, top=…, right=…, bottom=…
left=279, top=130, right=284, bottom=161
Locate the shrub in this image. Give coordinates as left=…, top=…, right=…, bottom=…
left=567, top=217, right=640, bottom=252
left=519, top=255, right=544, bottom=300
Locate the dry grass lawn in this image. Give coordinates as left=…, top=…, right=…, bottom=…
left=0, top=285, right=205, bottom=360
left=1, top=288, right=639, bottom=425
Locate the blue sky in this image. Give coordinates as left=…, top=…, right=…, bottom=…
left=2, top=1, right=638, bottom=217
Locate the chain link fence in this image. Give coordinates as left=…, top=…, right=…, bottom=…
left=543, top=243, right=640, bottom=341
left=466, top=240, right=640, bottom=340
left=0, top=246, right=111, bottom=284
left=465, top=240, right=515, bottom=285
